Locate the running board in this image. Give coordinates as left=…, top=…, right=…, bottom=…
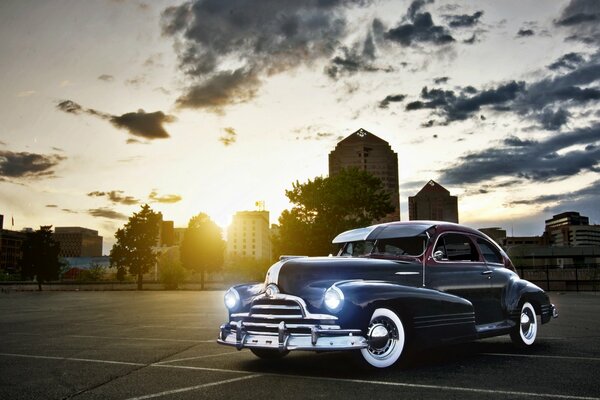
left=475, top=320, right=515, bottom=338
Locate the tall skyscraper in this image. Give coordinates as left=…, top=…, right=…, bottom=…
left=408, top=180, right=458, bottom=223
left=53, top=227, right=103, bottom=257
left=227, top=210, right=272, bottom=261
left=328, top=128, right=400, bottom=222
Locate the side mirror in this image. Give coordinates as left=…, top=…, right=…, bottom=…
left=432, top=250, right=445, bottom=261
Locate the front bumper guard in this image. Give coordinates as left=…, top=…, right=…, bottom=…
left=217, top=321, right=368, bottom=352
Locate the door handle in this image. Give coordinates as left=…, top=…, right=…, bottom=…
left=481, top=270, right=492, bottom=275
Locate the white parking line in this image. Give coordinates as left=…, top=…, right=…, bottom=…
left=155, top=351, right=242, bottom=364
left=0, top=352, right=144, bottom=366
left=124, top=375, right=261, bottom=400
left=1, top=352, right=598, bottom=400
left=482, top=353, right=600, bottom=362
left=68, top=334, right=204, bottom=343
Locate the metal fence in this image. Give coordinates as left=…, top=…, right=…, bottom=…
left=517, top=264, right=600, bottom=292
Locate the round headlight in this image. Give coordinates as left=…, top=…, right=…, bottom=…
left=324, top=286, right=344, bottom=312
left=224, top=288, right=240, bottom=310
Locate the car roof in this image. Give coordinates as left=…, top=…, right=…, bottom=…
left=331, top=221, right=485, bottom=244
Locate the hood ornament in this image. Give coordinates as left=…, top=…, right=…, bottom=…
left=265, top=284, right=280, bottom=298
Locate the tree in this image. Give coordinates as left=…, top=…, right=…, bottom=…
left=224, top=254, right=271, bottom=283
left=273, top=168, right=395, bottom=256
left=110, top=204, right=161, bottom=290
left=158, top=247, right=187, bottom=290
left=20, top=226, right=62, bottom=291
left=180, top=213, right=225, bottom=290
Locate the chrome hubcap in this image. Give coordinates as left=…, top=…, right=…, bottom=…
left=366, top=317, right=398, bottom=358
left=520, top=309, right=535, bottom=340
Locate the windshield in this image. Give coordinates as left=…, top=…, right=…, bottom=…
left=338, top=235, right=427, bottom=258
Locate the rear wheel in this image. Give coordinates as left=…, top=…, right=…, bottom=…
left=250, top=348, right=289, bottom=359
left=510, top=301, right=538, bottom=347
left=360, top=308, right=405, bottom=368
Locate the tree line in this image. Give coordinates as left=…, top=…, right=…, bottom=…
left=17, top=168, right=393, bottom=289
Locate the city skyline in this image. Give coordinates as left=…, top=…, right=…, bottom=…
left=1, top=0, right=599, bottom=253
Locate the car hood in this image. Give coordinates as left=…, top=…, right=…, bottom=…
left=265, top=256, right=422, bottom=309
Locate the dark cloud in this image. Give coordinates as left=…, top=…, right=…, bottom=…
left=433, top=76, right=449, bottom=84
left=219, top=127, right=237, bottom=146
left=510, top=180, right=600, bottom=206
left=148, top=190, right=182, bottom=204
left=162, top=0, right=369, bottom=111
left=378, top=94, right=406, bottom=109
left=110, top=110, right=175, bottom=139
left=0, top=150, right=65, bottom=180
left=517, top=28, right=535, bottom=37
left=404, top=81, right=523, bottom=122
left=537, top=108, right=571, bottom=130
left=555, top=0, right=600, bottom=44
left=385, top=1, right=455, bottom=46
left=45, top=204, right=58, bottom=208
left=548, top=52, right=585, bottom=71
left=87, top=190, right=139, bottom=205
left=88, top=208, right=127, bottom=220
left=463, top=34, right=478, bottom=44
left=439, top=123, right=600, bottom=185
left=98, top=74, right=114, bottom=82
left=57, top=100, right=175, bottom=140
left=444, top=11, right=483, bottom=28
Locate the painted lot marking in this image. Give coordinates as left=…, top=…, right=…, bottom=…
left=1, top=352, right=598, bottom=400
left=155, top=351, right=242, bottom=364
left=124, top=375, right=261, bottom=400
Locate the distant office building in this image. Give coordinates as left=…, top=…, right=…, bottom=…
left=54, top=227, right=103, bottom=257
left=227, top=211, right=271, bottom=261
left=504, top=236, right=545, bottom=247
left=479, top=227, right=507, bottom=246
left=408, top=180, right=458, bottom=223
left=0, top=215, right=26, bottom=273
left=173, top=228, right=186, bottom=245
left=545, top=211, right=600, bottom=247
left=159, top=220, right=175, bottom=247
left=329, top=128, right=400, bottom=223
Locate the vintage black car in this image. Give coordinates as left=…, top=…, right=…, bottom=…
left=218, top=221, right=558, bottom=368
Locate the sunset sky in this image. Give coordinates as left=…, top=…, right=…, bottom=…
left=1, top=0, right=599, bottom=253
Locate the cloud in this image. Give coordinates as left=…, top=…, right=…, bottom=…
left=378, top=94, right=406, bottom=109
left=87, top=190, right=139, bottom=205
left=385, top=0, right=454, bottom=46
left=110, top=110, right=175, bottom=139
left=98, top=74, right=114, bottom=82
left=219, top=127, right=237, bottom=146
left=434, top=76, right=449, bottom=84
left=88, top=207, right=128, bottom=220
left=444, top=11, right=483, bottom=28
left=161, top=0, right=369, bottom=112
left=511, top=179, right=600, bottom=206
left=548, top=52, right=585, bottom=71
left=57, top=100, right=175, bottom=140
left=45, top=204, right=58, bottom=208
left=517, top=28, right=535, bottom=37
left=438, top=123, right=600, bottom=185
left=148, top=190, right=182, bottom=204
left=555, top=0, right=600, bottom=45
left=17, top=90, right=36, bottom=97
left=0, top=150, right=65, bottom=180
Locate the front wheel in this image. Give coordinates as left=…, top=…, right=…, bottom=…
left=360, top=308, right=406, bottom=368
left=510, top=301, right=538, bottom=347
left=250, top=348, right=289, bottom=359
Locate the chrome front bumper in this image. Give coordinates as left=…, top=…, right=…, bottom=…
left=218, top=321, right=367, bottom=352
left=552, top=303, right=559, bottom=318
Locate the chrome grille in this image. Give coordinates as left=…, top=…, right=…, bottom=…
left=231, top=295, right=338, bottom=336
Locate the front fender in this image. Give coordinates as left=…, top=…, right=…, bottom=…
left=333, top=280, right=477, bottom=346
left=505, top=277, right=552, bottom=323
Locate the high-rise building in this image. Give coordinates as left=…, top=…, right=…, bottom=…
left=544, top=212, right=600, bottom=247
left=226, top=211, right=271, bottom=261
left=53, top=227, right=103, bottom=257
left=408, top=180, right=458, bottom=223
left=329, top=128, right=400, bottom=222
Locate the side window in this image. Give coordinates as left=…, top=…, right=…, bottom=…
left=477, top=238, right=503, bottom=264
left=436, top=233, right=479, bottom=262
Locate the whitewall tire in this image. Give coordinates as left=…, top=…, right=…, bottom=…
left=511, top=301, right=538, bottom=347
left=360, top=308, right=405, bottom=368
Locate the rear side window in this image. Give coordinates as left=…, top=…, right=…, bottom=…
left=476, top=238, right=503, bottom=264
left=434, top=233, right=479, bottom=262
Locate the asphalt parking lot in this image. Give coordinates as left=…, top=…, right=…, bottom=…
left=1, top=290, right=599, bottom=400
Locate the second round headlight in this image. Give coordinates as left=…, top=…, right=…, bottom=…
left=324, top=286, right=344, bottom=312
left=224, top=288, right=240, bottom=310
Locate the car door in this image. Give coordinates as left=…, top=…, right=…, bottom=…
left=475, top=237, right=512, bottom=322
left=426, top=232, right=496, bottom=325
